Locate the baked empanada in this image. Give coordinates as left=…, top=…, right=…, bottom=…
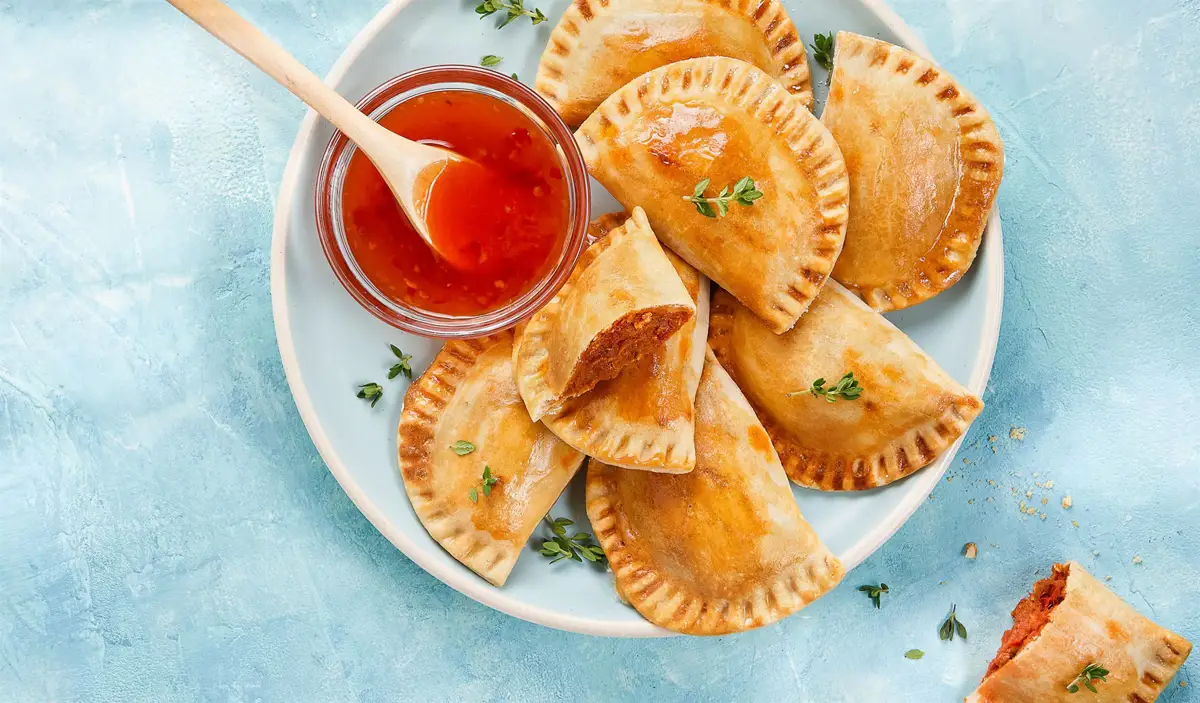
left=398, top=333, right=585, bottom=586
left=823, top=31, right=1004, bottom=312
left=514, top=207, right=695, bottom=421
left=586, top=350, right=844, bottom=635
left=535, top=0, right=811, bottom=128
left=709, top=280, right=982, bottom=490
left=968, top=562, right=1192, bottom=703
left=577, top=57, right=849, bottom=334
left=545, top=212, right=710, bottom=473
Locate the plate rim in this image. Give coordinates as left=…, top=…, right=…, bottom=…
left=270, top=0, right=1005, bottom=638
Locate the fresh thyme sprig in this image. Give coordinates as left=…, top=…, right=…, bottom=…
left=468, top=465, right=499, bottom=503
left=939, top=604, right=968, bottom=641
left=1067, top=663, right=1110, bottom=694
left=475, top=0, right=547, bottom=28
left=683, top=177, right=763, bottom=218
left=787, top=372, right=863, bottom=402
left=356, top=382, right=383, bottom=407
left=857, top=583, right=889, bottom=609
left=538, top=516, right=606, bottom=564
left=811, top=32, right=835, bottom=72
left=388, top=344, right=413, bottom=380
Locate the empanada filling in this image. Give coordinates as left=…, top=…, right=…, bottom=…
left=985, top=563, right=1070, bottom=677
left=563, top=308, right=692, bottom=398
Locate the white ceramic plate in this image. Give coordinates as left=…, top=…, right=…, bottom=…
left=271, top=0, right=1003, bottom=637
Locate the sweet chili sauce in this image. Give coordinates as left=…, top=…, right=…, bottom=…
left=341, top=90, right=570, bottom=316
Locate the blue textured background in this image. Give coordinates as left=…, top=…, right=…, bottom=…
left=1, top=1, right=1197, bottom=700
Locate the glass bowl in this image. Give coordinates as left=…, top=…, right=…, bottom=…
left=314, top=65, right=591, bottom=338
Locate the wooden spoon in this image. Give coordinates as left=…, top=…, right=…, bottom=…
left=167, top=0, right=468, bottom=264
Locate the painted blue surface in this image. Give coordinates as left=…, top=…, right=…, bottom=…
left=0, top=0, right=1197, bottom=700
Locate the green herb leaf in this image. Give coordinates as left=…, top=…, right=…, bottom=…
left=939, top=604, right=967, bottom=642
left=905, top=649, right=924, bottom=660
left=451, top=440, right=476, bottom=456
left=356, top=382, right=383, bottom=407
left=481, top=465, right=498, bottom=496
left=510, top=72, right=520, bottom=81
left=475, top=0, right=547, bottom=28
left=480, top=54, right=503, bottom=67
left=683, top=177, right=764, bottom=218
left=537, top=515, right=606, bottom=566
left=811, top=31, right=835, bottom=72
left=788, top=371, right=863, bottom=402
left=1067, top=663, right=1109, bottom=694
left=857, top=583, right=889, bottom=609
left=468, top=487, right=479, bottom=503
left=388, top=344, right=413, bottom=380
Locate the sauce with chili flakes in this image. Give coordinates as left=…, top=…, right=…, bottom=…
left=341, top=90, right=570, bottom=316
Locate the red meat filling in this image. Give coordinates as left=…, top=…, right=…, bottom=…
left=985, top=563, right=1070, bottom=677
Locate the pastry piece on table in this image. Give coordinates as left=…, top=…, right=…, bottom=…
left=968, top=561, right=1192, bottom=703
left=586, top=349, right=844, bottom=635
left=535, top=0, right=811, bottom=128
left=577, top=56, right=849, bottom=335
left=514, top=206, right=695, bottom=421
left=544, top=211, right=710, bottom=473
left=822, top=31, right=1004, bottom=312
left=397, top=333, right=585, bottom=586
left=708, top=280, right=982, bottom=490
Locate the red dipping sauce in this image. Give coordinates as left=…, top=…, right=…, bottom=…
left=341, top=90, right=570, bottom=316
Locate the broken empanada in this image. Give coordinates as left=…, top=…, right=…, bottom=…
left=586, top=350, right=844, bottom=635
left=514, top=206, right=695, bottom=421
left=577, top=57, right=849, bottom=334
left=544, top=212, right=710, bottom=473
left=709, top=280, right=982, bottom=490
left=823, top=31, right=1004, bottom=311
left=535, top=0, right=811, bottom=128
left=968, top=562, right=1192, bottom=703
left=398, top=333, right=585, bottom=586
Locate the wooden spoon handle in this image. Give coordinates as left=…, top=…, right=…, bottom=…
left=166, top=0, right=392, bottom=153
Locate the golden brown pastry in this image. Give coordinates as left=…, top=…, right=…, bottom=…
left=586, top=349, right=844, bottom=634
left=708, top=280, right=982, bottom=490
left=968, top=562, right=1192, bottom=702
left=823, top=31, right=1004, bottom=312
left=544, top=212, right=710, bottom=473
left=576, top=56, right=849, bottom=335
left=513, top=207, right=696, bottom=421
left=397, top=333, right=585, bottom=586
left=535, top=0, right=811, bottom=127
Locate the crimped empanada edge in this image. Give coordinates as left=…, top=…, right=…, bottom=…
left=397, top=334, right=521, bottom=586
left=576, top=56, right=849, bottom=335
left=585, top=458, right=844, bottom=635
left=828, top=31, right=1005, bottom=312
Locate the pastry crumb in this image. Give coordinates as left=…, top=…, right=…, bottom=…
left=1180, top=680, right=1187, bottom=687
left=963, top=458, right=971, bottom=465
left=967, top=498, right=975, bottom=504
left=987, top=479, right=997, bottom=487
left=986, top=497, right=994, bottom=503
left=1093, top=550, right=1100, bottom=556
left=1026, top=490, right=1034, bottom=499
left=1038, top=512, right=1046, bottom=520
left=1105, top=575, right=1113, bottom=581
left=1010, top=426, right=1027, bottom=440
left=1032, top=471, right=1040, bottom=478
left=1132, top=555, right=1143, bottom=565
left=964, top=542, right=978, bottom=559
left=946, top=476, right=953, bottom=483
left=1062, top=496, right=1073, bottom=509
left=1071, top=520, right=1079, bottom=528
left=988, top=435, right=999, bottom=442
left=1041, top=497, right=1049, bottom=505
left=1025, top=506, right=1038, bottom=516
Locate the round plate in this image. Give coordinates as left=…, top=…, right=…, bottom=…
left=271, top=0, right=1003, bottom=637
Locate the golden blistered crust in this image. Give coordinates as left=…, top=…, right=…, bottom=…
left=824, top=31, right=1004, bottom=312
left=513, top=207, right=696, bottom=420
left=398, top=333, right=585, bottom=587
left=585, top=350, right=844, bottom=635
left=709, top=282, right=982, bottom=490
left=535, top=0, right=812, bottom=127
left=577, top=56, right=849, bottom=335
left=545, top=213, right=710, bottom=473
left=967, top=562, right=1193, bottom=703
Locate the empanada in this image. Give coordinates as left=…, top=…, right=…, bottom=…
left=586, top=350, right=844, bottom=635
left=398, top=333, right=585, bottom=586
left=968, top=562, right=1192, bottom=702
left=709, top=280, right=982, bottom=490
left=577, top=57, right=849, bottom=334
left=514, top=206, right=695, bottom=421
left=535, top=0, right=811, bottom=128
left=545, top=212, right=710, bottom=473
left=823, top=31, right=1004, bottom=312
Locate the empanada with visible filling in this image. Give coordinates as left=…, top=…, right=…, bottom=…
left=535, top=0, right=811, bottom=128
left=968, top=562, right=1192, bottom=703
left=545, top=212, right=710, bottom=473
left=577, top=57, right=849, bottom=334
left=514, top=206, right=695, bottom=421
left=586, top=349, right=844, bottom=635
left=709, top=280, right=982, bottom=490
left=398, top=332, right=585, bottom=587
left=823, top=31, right=1004, bottom=312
